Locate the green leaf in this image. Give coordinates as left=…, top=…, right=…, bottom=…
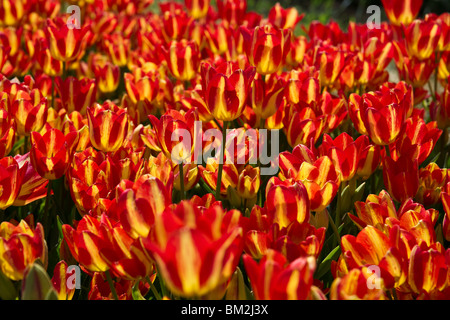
left=44, top=289, right=59, bottom=300
left=315, top=246, right=341, bottom=280
left=199, top=178, right=215, bottom=195
left=353, top=182, right=366, bottom=203
left=227, top=185, right=241, bottom=209
left=0, top=269, right=18, bottom=300
left=225, top=267, right=247, bottom=300
left=11, top=137, right=25, bottom=153
left=132, top=281, right=146, bottom=300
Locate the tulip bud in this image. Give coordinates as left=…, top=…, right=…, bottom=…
left=21, top=262, right=58, bottom=300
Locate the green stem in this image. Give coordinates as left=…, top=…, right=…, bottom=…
left=385, top=144, right=391, bottom=158
left=179, top=163, right=185, bottom=201
left=62, top=61, right=67, bottom=80
left=146, top=276, right=162, bottom=300
left=23, top=135, right=28, bottom=154
left=157, top=270, right=167, bottom=298
left=327, top=210, right=341, bottom=248
left=216, top=121, right=228, bottom=201
left=105, top=270, right=119, bottom=300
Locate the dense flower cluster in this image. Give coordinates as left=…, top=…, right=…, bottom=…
left=0, top=0, right=449, bottom=301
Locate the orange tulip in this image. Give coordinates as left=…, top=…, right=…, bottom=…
left=30, top=127, right=78, bottom=180
left=240, top=25, right=291, bottom=75
left=381, top=0, right=423, bottom=27
left=201, top=60, right=255, bottom=121
left=243, top=250, right=316, bottom=300
left=0, top=219, right=47, bottom=281
left=87, top=102, right=129, bottom=153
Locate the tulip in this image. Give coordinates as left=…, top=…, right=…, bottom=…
left=32, top=37, right=63, bottom=78
left=201, top=60, right=255, bottom=122
left=199, top=158, right=239, bottom=197
left=286, top=156, right=340, bottom=212
left=240, top=25, right=291, bottom=75
left=45, top=18, right=92, bottom=63
left=341, top=225, right=408, bottom=289
left=381, top=0, right=422, bottom=27
left=320, top=133, right=358, bottom=182
left=51, top=261, right=76, bottom=300
left=204, top=23, right=233, bottom=57
left=394, top=200, right=437, bottom=247
left=265, top=177, right=310, bottom=228
left=271, top=221, right=326, bottom=261
left=102, top=33, right=130, bottom=67
left=442, top=183, right=450, bottom=241
left=145, top=152, right=174, bottom=192
left=383, top=155, right=419, bottom=203
left=237, top=165, right=260, bottom=200
left=283, top=105, right=326, bottom=148
left=350, top=87, right=407, bottom=146
left=250, top=73, right=287, bottom=121
left=0, top=0, right=27, bottom=26
left=178, top=85, right=212, bottom=122
left=431, top=81, right=450, bottom=129
left=160, top=8, right=192, bottom=42
left=92, top=60, right=120, bottom=94
left=268, top=3, right=304, bottom=30
left=55, top=77, right=97, bottom=116
left=415, top=163, right=448, bottom=207
left=243, top=250, right=316, bottom=300
left=0, top=219, right=47, bottom=281
left=87, top=102, right=129, bottom=153
left=148, top=108, right=198, bottom=164
left=103, top=145, right=145, bottom=190
left=185, top=0, right=209, bottom=19
left=173, top=162, right=199, bottom=192
left=30, top=127, right=78, bottom=180
left=408, top=243, right=448, bottom=295
left=21, top=262, right=57, bottom=300
left=330, top=267, right=387, bottom=300
left=161, top=40, right=201, bottom=82
left=12, top=152, right=49, bottom=206
left=62, top=214, right=114, bottom=273
left=113, top=174, right=172, bottom=239
left=142, top=201, right=244, bottom=298
left=10, top=89, right=48, bottom=136
left=216, top=0, right=247, bottom=28
left=354, top=135, right=382, bottom=180
left=393, top=43, right=436, bottom=104
left=348, top=190, right=397, bottom=232
left=315, top=47, right=349, bottom=89
left=0, top=156, right=26, bottom=210
left=124, top=68, right=159, bottom=105
left=404, top=19, right=441, bottom=61
left=0, top=108, right=15, bottom=158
